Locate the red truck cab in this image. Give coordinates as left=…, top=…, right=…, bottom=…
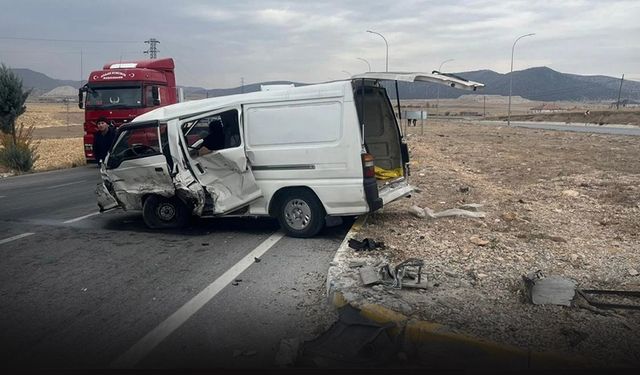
left=78, top=58, right=179, bottom=162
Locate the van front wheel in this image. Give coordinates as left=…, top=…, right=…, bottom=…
left=277, top=190, right=325, bottom=238
left=143, top=195, right=189, bottom=229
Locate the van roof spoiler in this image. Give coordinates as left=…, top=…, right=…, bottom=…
left=351, top=72, right=484, bottom=91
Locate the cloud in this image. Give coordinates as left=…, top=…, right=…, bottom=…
left=0, top=0, right=637, bottom=87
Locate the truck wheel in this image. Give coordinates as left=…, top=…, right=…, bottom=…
left=142, top=195, right=189, bottom=229
left=276, top=189, right=325, bottom=238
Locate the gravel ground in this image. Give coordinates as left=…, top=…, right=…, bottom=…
left=355, top=120, right=640, bottom=367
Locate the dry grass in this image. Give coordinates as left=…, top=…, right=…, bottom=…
left=33, top=138, right=86, bottom=171
left=21, top=102, right=84, bottom=129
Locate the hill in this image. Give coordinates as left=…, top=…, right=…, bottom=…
left=11, top=66, right=640, bottom=102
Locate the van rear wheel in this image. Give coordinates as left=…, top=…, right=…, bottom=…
left=277, top=190, right=325, bottom=238
left=143, top=195, right=189, bottom=229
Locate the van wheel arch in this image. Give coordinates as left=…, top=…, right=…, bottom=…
left=142, top=194, right=190, bottom=229
left=270, top=187, right=326, bottom=238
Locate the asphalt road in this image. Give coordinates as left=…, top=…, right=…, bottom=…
left=0, top=166, right=348, bottom=369
left=479, top=120, right=640, bottom=136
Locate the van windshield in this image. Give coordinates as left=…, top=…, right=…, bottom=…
left=86, top=85, right=143, bottom=109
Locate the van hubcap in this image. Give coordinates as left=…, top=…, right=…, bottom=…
left=157, top=202, right=176, bottom=221
left=284, top=199, right=311, bottom=230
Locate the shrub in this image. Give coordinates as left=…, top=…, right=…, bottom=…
left=0, top=122, right=39, bottom=172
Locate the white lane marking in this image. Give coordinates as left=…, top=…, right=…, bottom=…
left=45, top=180, right=86, bottom=190
left=0, top=232, right=35, bottom=245
left=63, top=212, right=100, bottom=224
left=0, top=195, right=6, bottom=198
left=111, top=231, right=285, bottom=368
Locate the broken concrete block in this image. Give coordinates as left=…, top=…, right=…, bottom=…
left=469, top=235, right=490, bottom=246
left=360, top=266, right=381, bottom=286
left=432, top=208, right=486, bottom=219
left=562, top=189, right=580, bottom=198
left=348, top=260, right=367, bottom=268
left=459, top=203, right=484, bottom=212
left=409, top=205, right=426, bottom=218
left=523, top=272, right=576, bottom=306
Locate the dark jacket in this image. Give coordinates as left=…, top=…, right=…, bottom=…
left=93, top=127, right=116, bottom=163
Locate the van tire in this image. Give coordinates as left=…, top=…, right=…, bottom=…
left=276, top=189, right=325, bottom=238
left=142, top=195, right=189, bottom=229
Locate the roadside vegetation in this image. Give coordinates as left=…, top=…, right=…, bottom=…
left=0, top=64, right=39, bottom=172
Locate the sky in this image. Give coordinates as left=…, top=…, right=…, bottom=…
left=0, top=0, right=638, bottom=88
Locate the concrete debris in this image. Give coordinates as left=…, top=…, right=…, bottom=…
left=458, top=203, right=484, bottom=212
left=522, top=271, right=576, bottom=306
left=274, top=338, right=300, bottom=367
left=408, top=205, right=426, bottom=218
left=562, top=189, right=580, bottom=198
left=424, top=207, right=486, bottom=219
left=349, top=260, right=367, bottom=268
left=459, top=186, right=470, bottom=193
left=628, top=268, right=639, bottom=277
left=469, top=235, right=490, bottom=246
left=360, top=266, right=381, bottom=286
left=379, top=258, right=428, bottom=289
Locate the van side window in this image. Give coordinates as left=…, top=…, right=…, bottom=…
left=182, top=109, right=241, bottom=156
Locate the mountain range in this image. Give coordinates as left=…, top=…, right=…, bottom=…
left=10, top=66, right=640, bottom=102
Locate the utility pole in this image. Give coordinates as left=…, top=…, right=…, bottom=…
left=616, top=74, right=625, bottom=110
left=483, top=95, right=486, bottom=117
left=144, top=38, right=160, bottom=59
left=80, top=48, right=83, bottom=86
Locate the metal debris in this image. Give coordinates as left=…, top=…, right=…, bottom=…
left=378, top=258, right=427, bottom=289
left=522, top=271, right=576, bottom=306
left=348, top=238, right=385, bottom=251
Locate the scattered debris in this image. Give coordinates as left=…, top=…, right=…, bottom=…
left=424, top=207, right=486, bottom=219
left=275, top=338, right=300, bottom=367
left=469, top=235, right=490, bottom=246
left=379, top=258, right=427, bottom=289
left=348, top=238, right=385, bottom=251
left=459, top=186, right=470, bottom=193
left=348, top=260, right=367, bottom=268
left=254, top=257, right=261, bottom=263
left=458, top=203, right=484, bottom=212
left=562, top=189, right=580, bottom=198
left=560, top=327, right=589, bottom=348
left=201, top=242, right=209, bottom=246
left=408, top=205, right=426, bottom=218
left=628, top=268, right=639, bottom=277
left=577, top=289, right=640, bottom=310
left=297, top=305, right=396, bottom=367
left=522, top=271, right=576, bottom=306
left=360, top=266, right=381, bottom=286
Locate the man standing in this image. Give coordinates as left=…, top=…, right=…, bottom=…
left=93, top=117, right=116, bottom=166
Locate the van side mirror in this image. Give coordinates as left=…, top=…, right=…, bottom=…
left=78, top=89, right=84, bottom=109
left=152, top=86, right=161, bottom=106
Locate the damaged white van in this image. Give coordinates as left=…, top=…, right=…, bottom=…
left=96, top=73, right=483, bottom=237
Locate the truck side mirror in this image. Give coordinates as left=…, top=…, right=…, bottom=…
left=152, top=86, right=161, bottom=106
left=78, top=89, right=84, bottom=109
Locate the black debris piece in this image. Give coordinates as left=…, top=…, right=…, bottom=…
left=254, top=257, right=261, bottom=263
left=348, top=238, right=385, bottom=251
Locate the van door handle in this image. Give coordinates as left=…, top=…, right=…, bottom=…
left=195, top=162, right=205, bottom=174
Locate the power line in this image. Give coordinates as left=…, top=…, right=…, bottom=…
left=0, top=36, right=139, bottom=43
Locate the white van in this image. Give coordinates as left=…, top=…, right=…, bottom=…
left=96, top=73, right=483, bottom=237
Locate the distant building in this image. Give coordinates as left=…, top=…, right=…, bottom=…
left=530, top=103, right=564, bottom=113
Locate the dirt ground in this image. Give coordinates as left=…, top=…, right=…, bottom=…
left=357, top=120, right=640, bottom=366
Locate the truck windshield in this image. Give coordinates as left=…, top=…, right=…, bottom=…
left=85, top=85, right=142, bottom=109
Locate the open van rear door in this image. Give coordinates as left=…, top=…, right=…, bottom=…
left=351, top=72, right=485, bottom=90
left=351, top=72, right=484, bottom=206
